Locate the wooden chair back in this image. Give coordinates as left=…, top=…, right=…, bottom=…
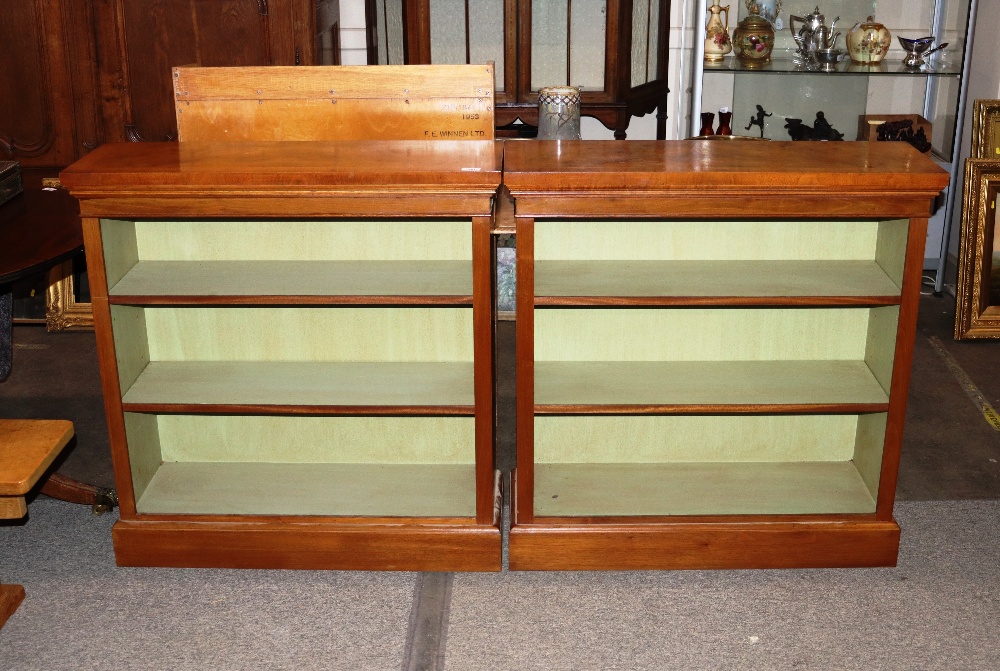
left=173, top=64, right=495, bottom=142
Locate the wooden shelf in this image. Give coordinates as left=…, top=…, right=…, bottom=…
left=108, top=260, right=473, bottom=304
left=534, top=260, right=902, bottom=305
left=534, top=462, right=877, bottom=517
left=534, top=360, right=889, bottom=413
left=136, top=462, right=477, bottom=517
left=121, top=361, right=475, bottom=413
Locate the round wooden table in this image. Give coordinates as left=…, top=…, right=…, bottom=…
left=0, top=169, right=83, bottom=381
left=0, top=169, right=115, bottom=512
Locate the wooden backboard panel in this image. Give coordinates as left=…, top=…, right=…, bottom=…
left=173, top=65, right=495, bottom=141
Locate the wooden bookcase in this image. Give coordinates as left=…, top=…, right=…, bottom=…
left=503, top=140, right=949, bottom=571
left=60, top=140, right=503, bottom=571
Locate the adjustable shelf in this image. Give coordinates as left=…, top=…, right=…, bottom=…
left=107, top=260, right=474, bottom=304
left=534, top=259, right=902, bottom=305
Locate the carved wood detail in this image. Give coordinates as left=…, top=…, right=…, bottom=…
left=115, top=0, right=277, bottom=143
left=2, top=1, right=316, bottom=157
left=0, top=1, right=63, bottom=162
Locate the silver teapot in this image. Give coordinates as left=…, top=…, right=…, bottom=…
left=789, top=6, right=840, bottom=66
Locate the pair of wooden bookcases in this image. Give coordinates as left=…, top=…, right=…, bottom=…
left=61, top=135, right=947, bottom=572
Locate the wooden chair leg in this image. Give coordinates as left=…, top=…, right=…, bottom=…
left=0, top=584, right=26, bottom=629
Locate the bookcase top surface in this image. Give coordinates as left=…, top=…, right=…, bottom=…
left=502, top=140, right=949, bottom=195
left=60, top=141, right=503, bottom=193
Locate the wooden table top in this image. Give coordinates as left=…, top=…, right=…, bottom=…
left=0, top=170, right=82, bottom=285
left=0, top=419, right=74, bottom=499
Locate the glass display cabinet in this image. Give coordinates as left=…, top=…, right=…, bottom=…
left=366, top=0, right=671, bottom=138
left=691, top=0, right=976, bottom=283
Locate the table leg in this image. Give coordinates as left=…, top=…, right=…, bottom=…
left=40, top=473, right=117, bottom=513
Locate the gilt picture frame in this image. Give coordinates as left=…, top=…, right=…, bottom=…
left=955, top=160, right=1000, bottom=339
left=45, top=260, right=93, bottom=331
left=972, top=99, right=1000, bottom=160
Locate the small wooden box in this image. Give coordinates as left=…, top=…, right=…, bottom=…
left=857, top=114, right=932, bottom=144
left=0, top=161, right=22, bottom=206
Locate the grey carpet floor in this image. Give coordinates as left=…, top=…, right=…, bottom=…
left=2, top=499, right=999, bottom=670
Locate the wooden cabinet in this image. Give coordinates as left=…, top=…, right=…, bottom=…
left=369, top=0, right=670, bottom=138
left=94, top=0, right=315, bottom=143
left=2, top=1, right=324, bottom=167
left=0, top=0, right=101, bottom=167
left=503, top=140, right=949, bottom=570
left=60, top=140, right=502, bottom=571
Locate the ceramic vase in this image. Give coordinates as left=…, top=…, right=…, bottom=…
left=700, top=112, right=716, bottom=136
left=733, top=14, right=775, bottom=67
left=746, top=0, right=782, bottom=27
left=704, top=1, right=732, bottom=62
left=717, top=110, right=733, bottom=135
left=847, top=16, right=891, bottom=65
left=537, top=86, right=582, bottom=140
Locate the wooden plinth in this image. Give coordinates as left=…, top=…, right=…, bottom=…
left=113, top=520, right=502, bottom=571
left=509, top=519, right=901, bottom=571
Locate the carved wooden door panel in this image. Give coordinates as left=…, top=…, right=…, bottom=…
left=96, top=0, right=306, bottom=143
left=0, top=1, right=92, bottom=167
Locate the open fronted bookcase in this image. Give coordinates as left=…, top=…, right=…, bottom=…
left=61, top=140, right=503, bottom=571
left=503, top=139, right=948, bottom=570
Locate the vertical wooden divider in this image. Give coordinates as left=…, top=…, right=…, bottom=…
left=81, top=216, right=138, bottom=517
left=514, top=217, right=535, bottom=524
left=472, top=214, right=495, bottom=525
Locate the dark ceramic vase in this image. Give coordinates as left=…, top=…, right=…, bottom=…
left=700, top=112, right=716, bottom=136
left=717, top=111, right=733, bottom=135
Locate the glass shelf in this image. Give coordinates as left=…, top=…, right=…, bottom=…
left=703, top=52, right=964, bottom=76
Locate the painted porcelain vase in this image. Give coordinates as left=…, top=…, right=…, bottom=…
left=847, top=16, right=891, bottom=64
left=733, top=14, right=775, bottom=67
left=704, top=1, right=732, bottom=62
left=746, top=0, right=782, bottom=28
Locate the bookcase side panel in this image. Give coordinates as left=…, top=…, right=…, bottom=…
left=865, top=306, right=901, bottom=394
left=853, top=412, right=889, bottom=500
left=123, top=412, right=163, bottom=502
left=100, top=218, right=140, bottom=290
left=874, top=219, right=910, bottom=288
left=109, top=306, right=151, bottom=393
